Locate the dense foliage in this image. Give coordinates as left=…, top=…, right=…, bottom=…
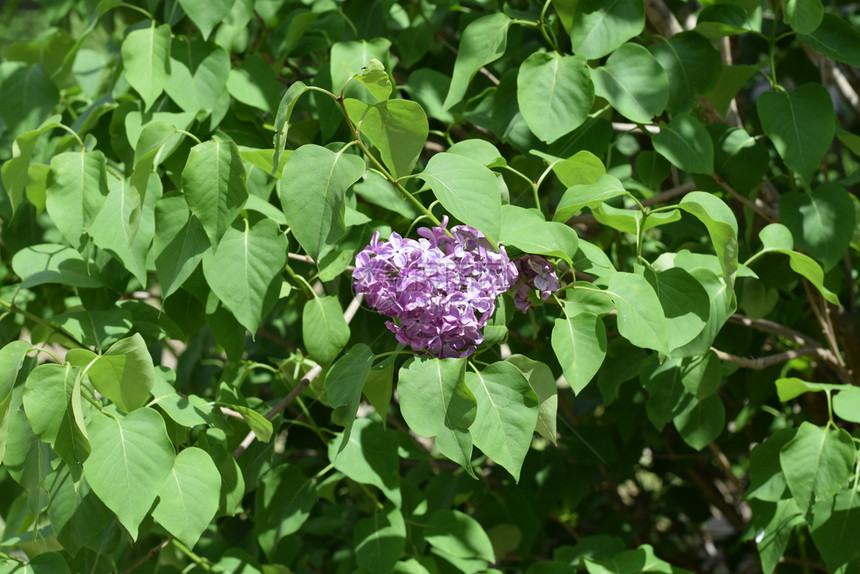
left=1, top=0, right=859, bottom=572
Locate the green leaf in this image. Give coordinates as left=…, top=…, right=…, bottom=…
left=443, top=13, right=511, bottom=110
left=605, top=272, right=670, bottom=355
left=673, top=394, right=725, bottom=450
left=177, top=0, right=234, bottom=39
left=751, top=498, right=805, bottom=574
left=182, top=139, right=249, bottom=246
left=678, top=191, right=739, bottom=294
left=779, top=184, right=855, bottom=270
left=152, top=447, right=221, bottom=548
left=833, top=387, right=860, bottom=424
left=202, top=219, right=287, bottom=333
left=330, top=39, right=392, bottom=105
left=424, top=509, right=495, bottom=563
left=356, top=58, right=392, bottom=101
left=568, top=0, right=645, bottom=59
left=811, top=489, right=860, bottom=571
left=747, top=427, right=796, bottom=502
left=86, top=333, right=155, bottom=413
left=1, top=115, right=63, bottom=213
left=222, top=403, right=272, bottom=443
left=45, top=151, right=109, bottom=247
left=756, top=223, right=840, bottom=304
left=517, top=52, right=593, bottom=144
left=774, top=377, right=843, bottom=402
left=329, top=417, right=401, bottom=505
left=303, top=295, right=350, bottom=365
left=465, top=362, right=539, bottom=482
left=643, top=359, right=690, bottom=431
left=355, top=503, right=407, bottom=574
left=0, top=63, right=59, bottom=154
left=90, top=170, right=159, bottom=285
left=149, top=367, right=221, bottom=428
left=649, top=31, right=721, bottom=113
left=500, top=205, right=578, bottom=266
left=553, top=174, right=628, bottom=222
left=704, top=64, right=758, bottom=118
left=644, top=267, right=710, bottom=352
left=272, top=81, right=309, bottom=174
left=255, top=464, right=318, bottom=558
left=345, top=98, right=428, bottom=179
left=710, top=124, right=769, bottom=193
left=537, top=149, right=605, bottom=188
left=679, top=351, right=722, bottom=400
left=45, top=463, right=114, bottom=556
left=419, top=152, right=502, bottom=241
left=584, top=544, right=682, bottom=574
left=83, top=408, right=176, bottom=539
left=650, top=114, right=714, bottom=174
left=800, top=13, right=860, bottom=67
left=506, top=355, right=558, bottom=445
left=695, top=3, right=760, bottom=38
left=757, top=83, right=835, bottom=183
left=326, top=343, right=374, bottom=450
left=635, top=150, right=671, bottom=190
left=551, top=310, right=607, bottom=394
left=23, top=364, right=90, bottom=465
left=279, top=144, right=365, bottom=259
left=590, top=43, right=668, bottom=124
left=11, top=243, right=105, bottom=289
left=398, top=357, right=476, bottom=476
left=164, top=37, right=231, bottom=119
left=121, top=23, right=171, bottom=110
left=0, top=341, right=32, bottom=464
left=226, top=55, right=281, bottom=114
left=784, top=0, right=823, bottom=34
left=779, top=421, right=854, bottom=509
left=153, top=193, right=211, bottom=299
left=4, top=410, right=52, bottom=513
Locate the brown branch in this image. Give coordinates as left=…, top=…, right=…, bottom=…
left=802, top=281, right=853, bottom=384
left=644, top=0, right=683, bottom=36
left=727, top=314, right=820, bottom=348
left=120, top=536, right=173, bottom=574
left=802, top=45, right=860, bottom=119
left=712, top=175, right=777, bottom=223
left=711, top=346, right=829, bottom=370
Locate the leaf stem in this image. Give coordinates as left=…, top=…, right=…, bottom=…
left=171, top=538, right=211, bottom=571
left=336, top=96, right=441, bottom=226
left=0, top=297, right=87, bottom=348
left=284, top=263, right=316, bottom=298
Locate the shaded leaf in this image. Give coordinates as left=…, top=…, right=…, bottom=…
left=443, top=13, right=511, bottom=109
left=83, top=408, right=175, bottom=539
left=465, top=362, right=539, bottom=481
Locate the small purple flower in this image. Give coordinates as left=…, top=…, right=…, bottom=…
left=512, top=255, right=560, bottom=313
left=353, top=217, right=517, bottom=358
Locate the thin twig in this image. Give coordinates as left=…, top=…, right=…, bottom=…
left=711, top=346, right=829, bottom=370
left=612, top=122, right=660, bottom=134
left=727, top=314, right=820, bottom=348
left=712, top=175, right=777, bottom=222
left=801, top=281, right=852, bottom=384
left=120, top=536, right=174, bottom=574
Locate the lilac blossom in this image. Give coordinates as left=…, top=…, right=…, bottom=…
left=511, top=255, right=560, bottom=313
left=352, top=217, right=517, bottom=358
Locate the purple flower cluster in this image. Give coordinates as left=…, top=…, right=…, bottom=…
left=352, top=217, right=518, bottom=358
left=512, top=255, right=560, bottom=313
